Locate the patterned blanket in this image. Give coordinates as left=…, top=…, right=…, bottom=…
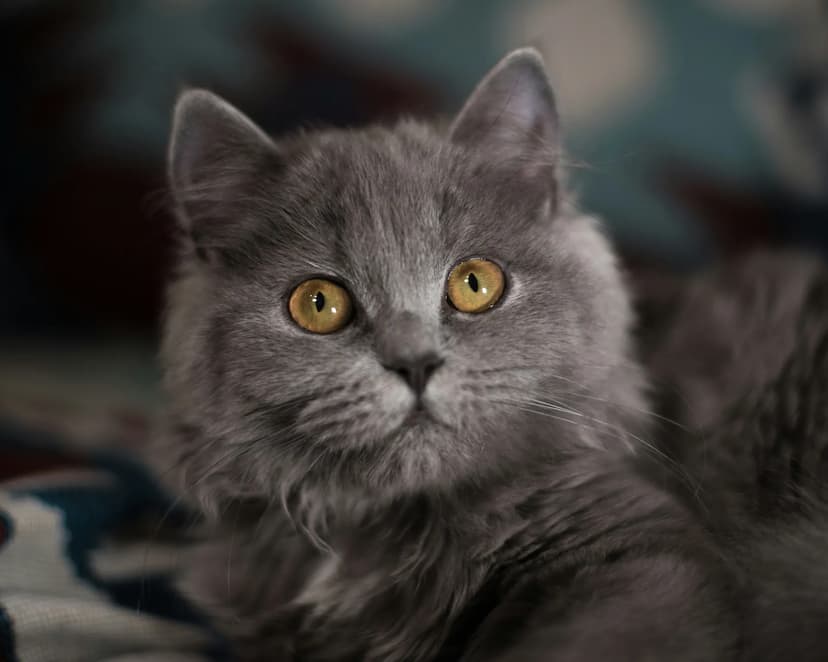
left=0, top=401, right=223, bottom=662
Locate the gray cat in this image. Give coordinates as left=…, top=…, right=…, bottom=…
left=157, top=49, right=737, bottom=661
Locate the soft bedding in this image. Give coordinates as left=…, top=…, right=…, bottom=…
left=0, top=396, right=221, bottom=662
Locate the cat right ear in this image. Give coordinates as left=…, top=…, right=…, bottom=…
left=168, top=89, right=277, bottom=256
left=449, top=49, right=559, bottom=189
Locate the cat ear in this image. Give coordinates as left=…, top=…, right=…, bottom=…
left=168, top=89, right=277, bottom=251
left=449, top=48, right=559, bottom=176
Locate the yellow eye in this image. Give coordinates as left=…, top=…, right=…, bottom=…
left=446, top=258, right=505, bottom=313
left=288, top=278, right=353, bottom=334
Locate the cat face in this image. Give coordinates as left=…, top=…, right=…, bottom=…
left=162, top=50, right=639, bottom=519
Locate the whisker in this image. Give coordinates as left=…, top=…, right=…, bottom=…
left=570, top=409, right=706, bottom=509
left=555, top=389, right=688, bottom=431
left=522, top=397, right=584, bottom=418
left=498, top=392, right=707, bottom=511
left=491, top=399, right=584, bottom=429
left=467, top=364, right=540, bottom=377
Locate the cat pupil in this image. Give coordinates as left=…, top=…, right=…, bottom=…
left=314, top=292, right=325, bottom=312
left=468, top=273, right=479, bottom=293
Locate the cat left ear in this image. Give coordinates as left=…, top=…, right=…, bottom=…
left=168, top=89, right=278, bottom=250
left=449, top=48, right=559, bottom=177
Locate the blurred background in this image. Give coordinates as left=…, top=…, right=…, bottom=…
left=1, top=0, right=826, bottom=432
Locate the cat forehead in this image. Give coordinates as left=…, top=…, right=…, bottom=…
left=272, top=127, right=461, bottom=259
left=276, top=124, right=523, bottom=246
left=287, top=124, right=450, bottom=201
left=274, top=145, right=451, bottom=311
left=247, top=124, right=546, bottom=309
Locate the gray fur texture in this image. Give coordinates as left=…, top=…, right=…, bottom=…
left=645, top=251, right=828, bottom=662
left=157, top=49, right=737, bottom=661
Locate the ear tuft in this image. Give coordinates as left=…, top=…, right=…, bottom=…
left=450, top=48, right=559, bottom=174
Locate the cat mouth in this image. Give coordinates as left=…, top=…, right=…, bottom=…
left=400, top=406, right=432, bottom=429
left=398, top=402, right=451, bottom=432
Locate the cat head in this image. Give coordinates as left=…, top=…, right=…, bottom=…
left=160, top=49, right=643, bottom=526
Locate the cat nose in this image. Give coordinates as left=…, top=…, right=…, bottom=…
left=384, top=354, right=444, bottom=396
left=375, top=311, right=443, bottom=396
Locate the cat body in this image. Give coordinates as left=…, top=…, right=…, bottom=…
left=174, top=449, right=732, bottom=661
left=646, top=251, right=828, bottom=662
left=157, top=49, right=738, bottom=660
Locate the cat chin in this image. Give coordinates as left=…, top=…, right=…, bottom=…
left=269, top=429, right=472, bottom=526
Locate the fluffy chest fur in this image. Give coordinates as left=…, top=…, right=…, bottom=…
left=181, top=453, right=698, bottom=662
